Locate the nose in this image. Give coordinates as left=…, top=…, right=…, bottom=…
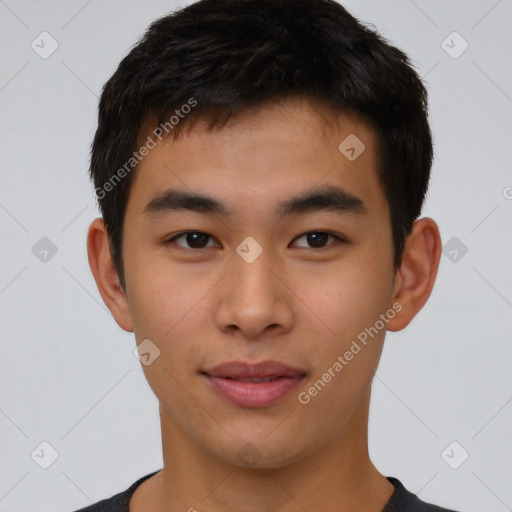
left=214, top=245, right=294, bottom=340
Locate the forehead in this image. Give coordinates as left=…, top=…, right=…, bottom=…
left=127, top=98, right=387, bottom=220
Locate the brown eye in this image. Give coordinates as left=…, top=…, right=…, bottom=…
left=167, top=231, right=218, bottom=249
left=292, top=231, right=342, bottom=249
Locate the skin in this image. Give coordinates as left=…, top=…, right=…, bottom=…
left=87, top=97, right=441, bottom=512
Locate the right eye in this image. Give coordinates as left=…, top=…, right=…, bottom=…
left=164, top=231, right=221, bottom=250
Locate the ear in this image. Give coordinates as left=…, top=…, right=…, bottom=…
left=386, top=217, right=442, bottom=331
left=87, top=217, right=134, bottom=332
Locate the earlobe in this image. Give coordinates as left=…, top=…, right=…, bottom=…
left=387, top=217, right=442, bottom=332
left=87, top=217, right=134, bottom=332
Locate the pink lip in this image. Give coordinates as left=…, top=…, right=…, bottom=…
left=201, top=360, right=306, bottom=408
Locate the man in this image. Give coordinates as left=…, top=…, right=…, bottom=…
left=80, top=0, right=460, bottom=510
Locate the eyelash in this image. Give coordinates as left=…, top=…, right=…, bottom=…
left=163, top=231, right=347, bottom=251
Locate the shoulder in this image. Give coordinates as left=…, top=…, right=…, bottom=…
left=384, top=477, right=462, bottom=512
left=72, top=471, right=160, bottom=512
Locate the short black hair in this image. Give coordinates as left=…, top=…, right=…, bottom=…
left=90, top=0, right=433, bottom=292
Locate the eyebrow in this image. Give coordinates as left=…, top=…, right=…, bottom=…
left=143, top=184, right=368, bottom=219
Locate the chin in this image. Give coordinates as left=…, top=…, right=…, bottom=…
left=211, top=431, right=313, bottom=470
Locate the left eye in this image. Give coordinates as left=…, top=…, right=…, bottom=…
left=292, top=231, right=342, bottom=249
left=165, top=231, right=343, bottom=250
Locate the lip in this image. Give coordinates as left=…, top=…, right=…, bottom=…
left=201, top=360, right=306, bottom=408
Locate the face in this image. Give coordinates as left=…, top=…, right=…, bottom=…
left=120, top=98, right=398, bottom=468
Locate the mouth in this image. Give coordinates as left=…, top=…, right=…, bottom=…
left=201, top=360, right=306, bottom=408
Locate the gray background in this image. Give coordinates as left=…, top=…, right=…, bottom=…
left=0, top=0, right=511, bottom=511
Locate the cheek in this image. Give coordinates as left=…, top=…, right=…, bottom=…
left=127, top=265, right=209, bottom=343
left=124, top=237, right=204, bottom=333
left=125, top=264, right=209, bottom=408
left=292, top=260, right=391, bottom=432
left=293, top=255, right=392, bottom=341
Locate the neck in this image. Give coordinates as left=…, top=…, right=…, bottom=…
left=130, top=388, right=394, bottom=512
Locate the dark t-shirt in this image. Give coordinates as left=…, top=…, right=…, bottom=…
left=73, top=471, right=460, bottom=512
left=72, top=471, right=456, bottom=512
